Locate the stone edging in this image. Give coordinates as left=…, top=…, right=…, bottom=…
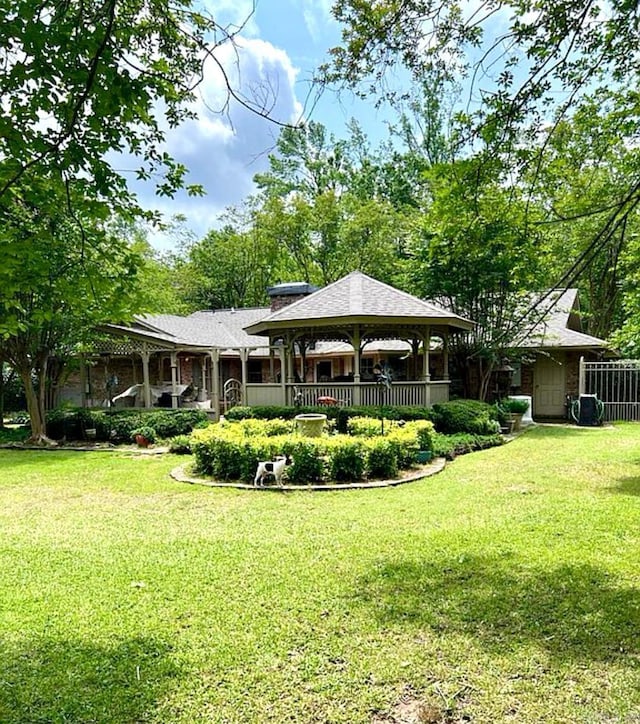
left=169, top=457, right=447, bottom=491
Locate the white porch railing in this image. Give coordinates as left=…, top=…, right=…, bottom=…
left=241, top=381, right=451, bottom=408
left=245, top=383, right=284, bottom=407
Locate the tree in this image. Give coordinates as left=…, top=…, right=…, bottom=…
left=0, top=1, right=295, bottom=439
left=0, top=0, right=288, bottom=220
left=408, top=158, right=550, bottom=399
left=178, top=219, right=282, bottom=310
left=525, top=91, right=640, bottom=341
left=252, top=120, right=416, bottom=287
left=325, top=0, right=640, bottom=302
left=0, top=179, right=144, bottom=443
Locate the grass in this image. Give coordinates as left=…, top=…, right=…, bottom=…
left=0, top=424, right=639, bottom=723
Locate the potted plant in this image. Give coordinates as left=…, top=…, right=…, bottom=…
left=499, top=398, right=530, bottom=432
left=131, top=425, right=156, bottom=448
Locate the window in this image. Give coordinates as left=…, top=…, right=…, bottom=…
left=248, top=359, right=263, bottom=383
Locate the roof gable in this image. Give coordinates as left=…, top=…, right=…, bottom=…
left=518, top=289, right=607, bottom=350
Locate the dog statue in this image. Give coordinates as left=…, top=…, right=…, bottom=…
left=254, top=455, right=292, bottom=486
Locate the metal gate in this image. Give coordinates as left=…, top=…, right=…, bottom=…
left=579, top=358, right=640, bottom=421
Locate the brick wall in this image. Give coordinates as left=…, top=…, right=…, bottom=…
left=269, top=294, right=308, bottom=312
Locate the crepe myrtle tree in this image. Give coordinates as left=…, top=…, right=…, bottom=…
left=0, top=0, right=295, bottom=441
left=0, top=179, right=145, bottom=444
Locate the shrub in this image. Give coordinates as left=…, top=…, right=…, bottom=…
left=282, top=437, right=327, bottom=483
left=432, top=432, right=504, bottom=459
left=223, top=406, right=255, bottom=420
left=232, top=417, right=294, bottom=437
left=131, top=426, right=156, bottom=444
left=430, top=399, right=500, bottom=435
left=191, top=417, right=435, bottom=485
left=168, top=434, right=192, bottom=454
left=500, top=398, right=530, bottom=414
left=365, top=437, right=398, bottom=479
left=347, top=416, right=385, bottom=437
left=45, top=407, right=209, bottom=443
left=0, top=426, right=30, bottom=444
left=142, top=409, right=209, bottom=438
left=225, top=403, right=433, bottom=430
left=385, top=426, right=420, bottom=468
left=326, top=436, right=366, bottom=482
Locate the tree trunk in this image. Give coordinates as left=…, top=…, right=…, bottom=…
left=18, top=365, right=56, bottom=445
left=478, top=359, right=495, bottom=402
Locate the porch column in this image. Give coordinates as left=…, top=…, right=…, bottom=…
left=443, top=332, right=450, bottom=381
left=286, top=337, right=295, bottom=384
left=198, top=356, right=208, bottom=402
left=423, top=329, right=431, bottom=408
left=269, top=348, right=275, bottom=382
left=141, top=345, right=152, bottom=408
left=170, top=351, right=179, bottom=408
left=352, top=325, right=361, bottom=406
left=240, top=348, right=250, bottom=405
left=209, top=349, right=220, bottom=421
left=422, top=330, right=431, bottom=381
left=277, top=344, right=287, bottom=404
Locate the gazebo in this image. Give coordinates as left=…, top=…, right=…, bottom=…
left=243, top=271, right=473, bottom=408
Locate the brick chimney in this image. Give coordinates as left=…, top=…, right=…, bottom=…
left=267, top=282, right=318, bottom=312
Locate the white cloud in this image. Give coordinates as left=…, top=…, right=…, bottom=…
left=301, top=0, right=337, bottom=43
left=129, top=37, right=303, bottom=250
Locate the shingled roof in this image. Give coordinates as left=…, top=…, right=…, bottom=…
left=517, top=289, right=608, bottom=350
left=103, top=308, right=270, bottom=351
left=244, top=271, right=473, bottom=335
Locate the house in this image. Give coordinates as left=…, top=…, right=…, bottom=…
left=62, top=275, right=608, bottom=420
left=507, top=289, right=609, bottom=418
left=64, top=272, right=472, bottom=415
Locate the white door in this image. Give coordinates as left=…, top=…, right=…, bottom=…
left=534, top=354, right=566, bottom=417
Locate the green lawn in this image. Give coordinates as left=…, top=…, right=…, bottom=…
left=1, top=424, right=639, bottom=723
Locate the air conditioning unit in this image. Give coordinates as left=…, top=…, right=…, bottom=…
left=571, top=394, right=604, bottom=427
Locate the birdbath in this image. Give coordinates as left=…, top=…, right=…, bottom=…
left=294, top=413, right=327, bottom=437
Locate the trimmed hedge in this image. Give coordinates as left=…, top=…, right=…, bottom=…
left=45, top=407, right=209, bottom=443
left=432, top=432, right=504, bottom=460
left=429, top=399, right=501, bottom=435
left=225, top=404, right=434, bottom=433
left=191, top=417, right=435, bottom=484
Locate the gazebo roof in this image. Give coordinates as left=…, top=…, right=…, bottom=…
left=244, top=271, right=473, bottom=336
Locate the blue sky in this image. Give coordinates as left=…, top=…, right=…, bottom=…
left=137, top=0, right=549, bottom=250
left=140, top=0, right=381, bottom=250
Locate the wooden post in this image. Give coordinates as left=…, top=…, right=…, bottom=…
left=141, top=346, right=152, bottom=408
left=277, top=344, right=287, bottom=405
left=199, top=355, right=208, bottom=402
left=423, top=329, right=432, bottom=408
left=240, top=348, right=249, bottom=406
left=170, top=351, right=179, bottom=409
left=442, top=332, right=450, bottom=381
left=352, top=325, right=361, bottom=406
left=209, top=349, right=220, bottom=420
